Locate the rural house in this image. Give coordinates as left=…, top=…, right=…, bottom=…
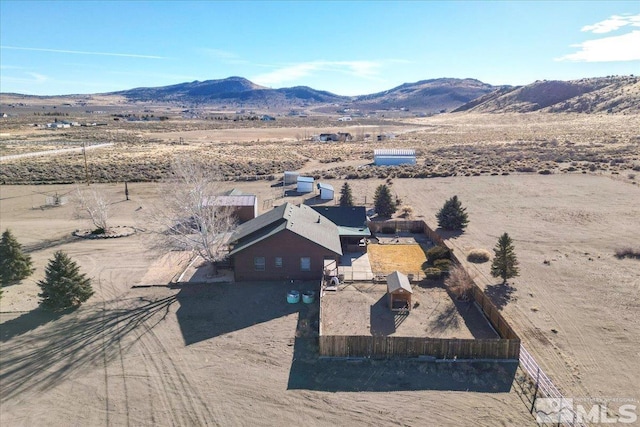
left=228, top=203, right=342, bottom=281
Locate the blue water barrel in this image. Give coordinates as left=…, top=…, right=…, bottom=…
left=287, top=290, right=300, bottom=303
left=302, top=291, right=315, bottom=304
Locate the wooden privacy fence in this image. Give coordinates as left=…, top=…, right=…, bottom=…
left=319, top=335, right=520, bottom=360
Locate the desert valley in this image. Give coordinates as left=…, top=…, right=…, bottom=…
left=1, top=75, right=640, bottom=426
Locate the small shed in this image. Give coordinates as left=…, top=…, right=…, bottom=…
left=317, top=182, right=334, bottom=200
left=386, top=271, right=413, bottom=312
left=374, top=149, right=416, bottom=166
left=297, top=176, right=314, bottom=193
left=284, top=171, right=299, bottom=185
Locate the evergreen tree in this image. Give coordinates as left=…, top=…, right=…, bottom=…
left=490, top=233, right=519, bottom=283
left=0, top=230, right=35, bottom=296
left=374, top=184, right=397, bottom=218
left=38, top=251, right=94, bottom=311
left=436, top=195, right=469, bottom=231
left=339, top=182, right=354, bottom=206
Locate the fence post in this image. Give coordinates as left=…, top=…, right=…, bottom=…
left=530, top=366, right=540, bottom=414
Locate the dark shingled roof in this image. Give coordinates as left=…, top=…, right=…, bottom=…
left=229, top=203, right=342, bottom=256
left=310, top=206, right=370, bottom=237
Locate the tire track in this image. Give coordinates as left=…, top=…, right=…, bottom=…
left=135, top=317, right=219, bottom=426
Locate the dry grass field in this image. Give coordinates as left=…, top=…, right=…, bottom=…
left=1, top=109, right=639, bottom=425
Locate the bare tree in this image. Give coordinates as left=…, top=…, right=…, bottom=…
left=445, top=264, right=475, bottom=301
left=75, top=186, right=109, bottom=233
left=147, top=155, right=237, bottom=272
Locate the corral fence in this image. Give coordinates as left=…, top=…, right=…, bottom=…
left=516, top=346, right=587, bottom=427
left=319, top=335, right=520, bottom=360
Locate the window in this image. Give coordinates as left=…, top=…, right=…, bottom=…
left=275, top=257, right=283, bottom=268
left=254, top=257, right=265, bottom=271
left=300, top=257, right=311, bottom=271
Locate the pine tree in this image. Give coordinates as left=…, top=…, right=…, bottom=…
left=339, top=182, right=354, bottom=206
left=0, top=230, right=35, bottom=297
left=373, top=184, right=397, bottom=218
left=38, top=251, right=94, bottom=311
left=490, top=233, right=519, bottom=283
left=436, top=195, right=469, bottom=231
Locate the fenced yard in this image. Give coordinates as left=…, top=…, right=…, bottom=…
left=320, top=219, right=521, bottom=361
left=320, top=283, right=497, bottom=339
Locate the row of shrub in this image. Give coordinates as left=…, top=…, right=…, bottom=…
left=423, top=245, right=452, bottom=280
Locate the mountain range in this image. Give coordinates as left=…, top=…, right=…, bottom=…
left=111, top=74, right=640, bottom=114
left=3, top=75, right=638, bottom=114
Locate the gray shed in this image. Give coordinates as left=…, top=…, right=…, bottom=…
left=386, top=271, right=413, bottom=311
left=284, top=171, right=299, bottom=185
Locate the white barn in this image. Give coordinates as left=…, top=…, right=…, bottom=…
left=374, top=149, right=416, bottom=166
left=317, top=182, right=334, bottom=200
left=297, top=176, right=314, bottom=193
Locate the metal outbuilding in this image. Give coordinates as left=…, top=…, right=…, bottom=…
left=317, top=182, right=334, bottom=200
left=284, top=171, right=300, bottom=185
left=374, top=149, right=416, bottom=166
left=297, top=176, right=314, bottom=193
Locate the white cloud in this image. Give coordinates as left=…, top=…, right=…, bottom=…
left=0, top=45, right=167, bottom=59
left=581, top=14, right=640, bottom=34
left=556, top=30, right=640, bottom=62
left=252, top=60, right=385, bottom=87
left=1, top=72, right=49, bottom=85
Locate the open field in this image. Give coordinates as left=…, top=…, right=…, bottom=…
left=0, top=182, right=532, bottom=426
left=1, top=112, right=639, bottom=184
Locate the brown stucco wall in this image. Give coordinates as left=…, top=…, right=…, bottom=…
left=232, top=229, right=339, bottom=281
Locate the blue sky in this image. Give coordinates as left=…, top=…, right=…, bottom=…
left=1, top=1, right=639, bottom=96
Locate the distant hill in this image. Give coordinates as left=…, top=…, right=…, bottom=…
left=113, top=76, right=348, bottom=106
left=112, top=76, right=499, bottom=112
left=453, top=75, right=640, bottom=114
left=352, top=78, right=501, bottom=112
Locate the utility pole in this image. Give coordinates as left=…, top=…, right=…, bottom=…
left=125, top=182, right=129, bottom=201
left=82, top=142, right=90, bottom=186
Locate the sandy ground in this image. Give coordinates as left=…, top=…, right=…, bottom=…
left=379, top=174, right=639, bottom=415
left=321, top=283, right=498, bottom=339
left=0, top=182, right=534, bottom=426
